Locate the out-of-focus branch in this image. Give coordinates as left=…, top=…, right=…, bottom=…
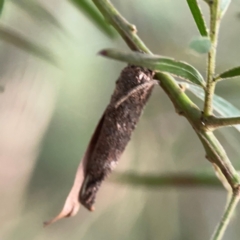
left=110, top=171, right=222, bottom=188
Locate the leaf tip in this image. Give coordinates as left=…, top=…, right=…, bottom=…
left=98, top=49, right=108, bottom=56
left=43, top=201, right=81, bottom=227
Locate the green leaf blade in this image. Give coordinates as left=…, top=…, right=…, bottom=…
left=71, top=0, right=115, bottom=38
left=220, top=0, right=231, bottom=17
left=215, top=66, right=240, bottom=81
left=11, top=0, right=62, bottom=30
left=186, top=0, right=208, bottom=37
left=0, top=25, right=56, bottom=64
left=186, top=84, right=240, bottom=132
left=100, top=49, right=206, bottom=87
left=189, top=36, right=211, bottom=54
left=0, top=0, right=4, bottom=16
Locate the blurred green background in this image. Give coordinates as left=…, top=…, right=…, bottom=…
left=1, top=0, right=240, bottom=239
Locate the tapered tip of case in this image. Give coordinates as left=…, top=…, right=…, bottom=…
left=90, top=206, right=95, bottom=212
left=43, top=214, right=64, bottom=227
left=43, top=219, right=55, bottom=227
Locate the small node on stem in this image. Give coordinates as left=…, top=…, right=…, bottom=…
left=178, top=83, right=187, bottom=92
left=200, top=114, right=208, bottom=126
left=200, top=112, right=216, bottom=131
left=128, top=24, right=137, bottom=33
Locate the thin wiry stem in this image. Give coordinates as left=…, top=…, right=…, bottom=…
left=211, top=190, right=240, bottom=240
left=203, top=0, right=220, bottom=116
left=92, top=0, right=151, bottom=54
left=204, top=116, right=240, bottom=129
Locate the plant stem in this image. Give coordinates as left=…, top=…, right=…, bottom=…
left=198, top=131, right=240, bottom=189
left=92, top=2, right=240, bottom=239
left=92, top=0, right=240, bottom=189
left=204, top=0, right=220, bottom=116
left=205, top=116, right=240, bottom=129
left=211, top=190, right=240, bottom=240
left=92, top=0, right=151, bottom=54
left=110, top=171, right=222, bottom=188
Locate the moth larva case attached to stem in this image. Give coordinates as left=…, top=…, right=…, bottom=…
left=45, top=65, right=155, bottom=225
left=80, top=65, right=155, bottom=210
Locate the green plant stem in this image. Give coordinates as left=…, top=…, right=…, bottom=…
left=205, top=116, right=240, bottom=129
left=204, top=0, right=220, bottom=116
left=92, top=1, right=240, bottom=239
left=198, top=131, right=239, bottom=189
left=110, top=171, right=222, bottom=188
left=211, top=190, right=240, bottom=240
left=92, top=0, right=240, bottom=190
left=92, top=0, right=151, bottom=54
left=71, top=0, right=115, bottom=37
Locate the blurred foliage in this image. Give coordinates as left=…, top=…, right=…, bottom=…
left=0, top=1, right=240, bottom=240
left=0, top=0, right=4, bottom=15
left=10, top=0, right=63, bottom=30
left=189, top=36, right=211, bottom=54
left=71, top=0, right=116, bottom=37
left=0, top=25, right=56, bottom=63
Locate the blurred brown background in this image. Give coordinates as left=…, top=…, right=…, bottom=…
left=1, top=0, right=240, bottom=239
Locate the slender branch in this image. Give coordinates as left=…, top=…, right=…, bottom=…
left=198, top=131, right=240, bottom=189
left=211, top=189, right=240, bottom=240
left=92, top=1, right=240, bottom=239
left=110, top=171, right=222, bottom=188
left=92, top=0, right=151, bottom=54
left=155, top=74, right=240, bottom=190
left=203, top=0, right=220, bottom=116
left=204, top=116, right=240, bottom=129
left=92, top=0, right=240, bottom=191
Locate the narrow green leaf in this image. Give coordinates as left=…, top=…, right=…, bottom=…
left=100, top=49, right=206, bottom=87
left=10, top=0, right=62, bottom=30
left=220, top=0, right=231, bottom=17
left=215, top=66, right=240, bottom=81
left=186, top=83, right=240, bottom=132
left=189, top=36, right=211, bottom=54
left=186, top=0, right=208, bottom=36
left=71, top=0, right=115, bottom=38
left=0, top=0, right=4, bottom=15
left=0, top=25, right=56, bottom=64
